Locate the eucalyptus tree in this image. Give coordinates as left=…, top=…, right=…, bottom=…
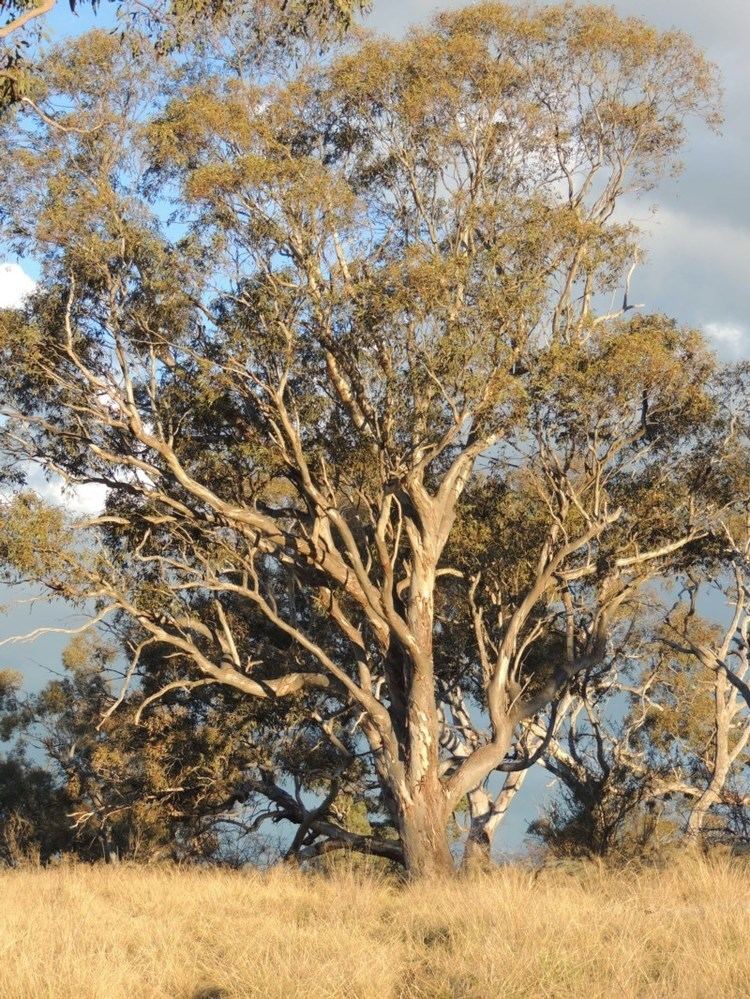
left=530, top=587, right=750, bottom=859
left=530, top=454, right=750, bottom=860
left=661, top=575, right=750, bottom=842
left=526, top=651, right=699, bottom=860
left=639, top=388, right=750, bottom=847
left=0, top=3, right=730, bottom=877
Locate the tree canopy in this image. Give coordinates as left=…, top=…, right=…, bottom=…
left=1, top=0, right=368, bottom=115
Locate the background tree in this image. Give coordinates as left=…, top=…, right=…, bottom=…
left=0, top=3, right=730, bottom=877
left=0, top=624, right=402, bottom=865
left=528, top=552, right=750, bottom=859
left=527, top=646, right=693, bottom=861
left=0, top=669, right=72, bottom=865
left=660, top=571, right=750, bottom=844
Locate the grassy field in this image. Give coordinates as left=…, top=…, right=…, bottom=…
left=0, top=854, right=748, bottom=998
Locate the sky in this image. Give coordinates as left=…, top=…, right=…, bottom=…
left=0, top=0, right=748, bottom=852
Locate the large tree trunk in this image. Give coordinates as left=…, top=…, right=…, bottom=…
left=392, top=534, right=457, bottom=880
left=398, top=776, right=454, bottom=879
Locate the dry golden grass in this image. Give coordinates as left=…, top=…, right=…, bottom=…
left=1, top=853, right=749, bottom=998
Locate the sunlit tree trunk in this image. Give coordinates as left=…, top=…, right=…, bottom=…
left=687, top=669, right=731, bottom=840
left=463, top=770, right=531, bottom=869
left=397, top=777, right=454, bottom=879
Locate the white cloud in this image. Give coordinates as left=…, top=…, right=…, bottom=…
left=703, top=322, right=746, bottom=354
left=34, top=476, right=109, bottom=518
left=0, top=262, right=36, bottom=309
left=1, top=464, right=108, bottom=518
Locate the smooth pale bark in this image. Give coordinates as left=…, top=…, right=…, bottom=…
left=687, top=669, right=731, bottom=840
left=389, top=524, right=459, bottom=879
left=463, top=787, right=495, bottom=871
left=687, top=783, right=726, bottom=839
left=463, top=769, right=530, bottom=870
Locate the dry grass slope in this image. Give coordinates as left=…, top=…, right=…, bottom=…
left=1, top=854, right=749, bottom=998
